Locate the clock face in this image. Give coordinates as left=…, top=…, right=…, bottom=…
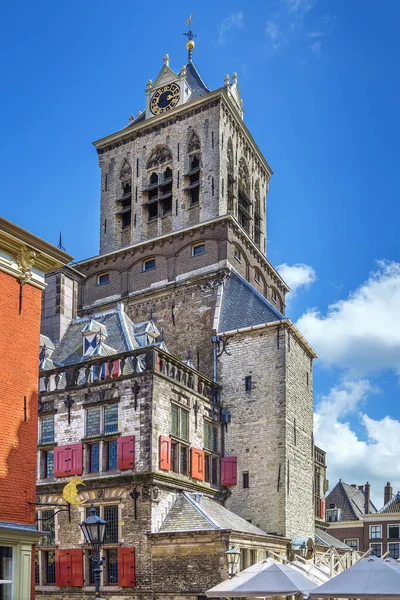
left=150, top=83, right=180, bottom=115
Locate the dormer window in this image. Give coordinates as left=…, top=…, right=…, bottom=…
left=326, top=507, right=342, bottom=522
left=97, top=273, right=109, bottom=286
left=83, top=333, right=98, bottom=356
left=81, top=319, right=108, bottom=357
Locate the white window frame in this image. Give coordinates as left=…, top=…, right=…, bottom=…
left=254, top=270, right=261, bottom=285
left=388, top=524, right=400, bottom=539
left=0, top=545, right=13, bottom=596
left=191, top=243, right=205, bottom=257
left=344, top=538, right=359, bottom=550
left=369, top=542, right=382, bottom=557
left=143, top=258, right=156, bottom=272
left=97, top=272, right=109, bottom=286
left=369, top=524, right=382, bottom=539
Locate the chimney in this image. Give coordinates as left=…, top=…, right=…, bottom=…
left=384, top=482, right=393, bottom=506
left=364, top=482, right=371, bottom=515
left=358, top=485, right=364, bottom=492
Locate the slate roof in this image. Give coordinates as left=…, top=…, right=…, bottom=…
left=218, top=270, right=284, bottom=334
left=326, top=481, right=377, bottom=521
left=45, top=303, right=165, bottom=368
left=315, top=528, right=352, bottom=550
left=186, top=61, right=210, bottom=100
left=159, top=492, right=267, bottom=536
left=380, top=492, right=400, bottom=514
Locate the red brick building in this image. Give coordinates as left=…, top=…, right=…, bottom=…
left=0, top=216, right=71, bottom=599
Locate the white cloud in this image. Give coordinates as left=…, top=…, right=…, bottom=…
left=276, top=263, right=317, bottom=294
left=284, top=0, right=316, bottom=13
left=217, top=12, right=244, bottom=46
left=297, top=261, right=400, bottom=374
left=314, top=380, right=400, bottom=507
left=265, top=21, right=285, bottom=51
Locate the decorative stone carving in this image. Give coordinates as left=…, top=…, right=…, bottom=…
left=16, top=246, right=37, bottom=284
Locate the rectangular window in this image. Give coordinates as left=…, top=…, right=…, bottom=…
left=35, top=553, right=40, bottom=585
left=370, top=525, right=382, bottom=539
left=370, top=543, right=382, bottom=557
left=0, top=547, right=12, bottom=597
left=89, top=443, right=100, bottom=473
left=243, top=472, right=249, bottom=488
left=106, top=441, right=118, bottom=471
left=204, top=421, right=218, bottom=452
left=45, top=551, right=56, bottom=585
left=192, top=243, right=205, bottom=256
left=180, top=445, right=189, bottom=476
left=104, top=405, right=118, bottom=434
left=105, top=548, right=118, bottom=584
left=211, top=456, right=218, bottom=485
left=344, top=538, right=359, bottom=550
left=389, top=543, right=400, bottom=559
left=245, top=376, right=252, bottom=392
left=250, top=549, right=257, bottom=565
left=41, top=415, right=54, bottom=444
left=240, top=548, right=248, bottom=571
left=43, top=449, right=54, bottom=478
left=40, top=510, right=55, bottom=546
left=104, top=505, right=119, bottom=544
left=254, top=271, right=261, bottom=284
left=388, top=525, right=400, bottom=539
left=234, top=248, right=241, bottom=263
left=148, top=203, right=158, bottom=220
left=171, top=404, right=189, bottom=441
left=170, top=440, right=189, bottom=476
left=143, top=258, right=156, bottom=271
left=86, top=407, right=101, bottom=436
left=97, top=272, right=109, bottom=286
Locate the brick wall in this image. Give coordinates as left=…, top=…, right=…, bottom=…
left=0, top=271, right=41, bottom=526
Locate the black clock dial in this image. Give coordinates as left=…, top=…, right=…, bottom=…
left=150, top=83, right=180, bottom=115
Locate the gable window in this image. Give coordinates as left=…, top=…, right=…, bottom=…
left=192, top=243, right=205, bottom=256
left=370, top=525, right=382, bottom=539
left=40, top=415, right=54, bottom=444
left=97, top=272, right=110, bottom=286
left=388, top=525, right=400, bottom=539
left=143, top=258, right=156, bottom=272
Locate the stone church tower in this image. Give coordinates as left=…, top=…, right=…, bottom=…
left=39, top=38, right=318, bottom=590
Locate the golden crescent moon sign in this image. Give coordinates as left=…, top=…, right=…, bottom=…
left=62, top=477, right=86, bottom=506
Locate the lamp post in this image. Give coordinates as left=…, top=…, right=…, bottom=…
left=225, top=545, right=241, bottom=578
left=80, top=504, right=107, bottom=599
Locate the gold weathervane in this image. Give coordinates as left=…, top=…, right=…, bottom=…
left=186, top=12, right=194, bottom=26
left=62, top=477, right=86, bottom=506
left=184, top=13, right=196, bottom=59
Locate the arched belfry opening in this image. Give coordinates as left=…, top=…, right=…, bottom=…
left=185, top=131, right=201, bottom=206
left=116, top=159, right=132, bottom=247
left=254, top=179, right=262, bottom=248
left=144, top=146, right=173, bottom=233
left=238, top=158, right=251, bottom=234
left=227, top=138, right=235, bottom=213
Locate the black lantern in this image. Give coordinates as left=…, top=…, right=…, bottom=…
left=79, top=505, right=107, bottom=551
left=225, top=545, right=241, bottom=578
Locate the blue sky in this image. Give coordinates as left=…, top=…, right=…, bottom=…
left=1, top=0, right=400, bottom=505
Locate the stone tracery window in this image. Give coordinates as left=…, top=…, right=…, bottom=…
left=227, top=138, right=235, bottom=212
left=254, top=179, right=262, bottom=248
left=185, top=131, right=201, bottom=205
left=238, top=158, right=251, bottom=234
left=145, top=146, right=173, bottom=221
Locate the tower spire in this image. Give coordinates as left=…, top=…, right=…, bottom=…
left=183, top=13, right=196, bottom=62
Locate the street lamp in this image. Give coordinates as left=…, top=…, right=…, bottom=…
left=80, top=504, right=107, bottom=598
left=225, top=545, right=241, bottom=578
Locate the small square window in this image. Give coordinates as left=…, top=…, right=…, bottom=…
left=97, top=273, right=109, bottom=286
left=143, top=259, right=156, bottom=272
left=192, top=243, right=205, bottom=256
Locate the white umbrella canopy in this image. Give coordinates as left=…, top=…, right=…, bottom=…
left=206, top=558, right=318, bottom=598
left=309, top=555, right=400, bottom=598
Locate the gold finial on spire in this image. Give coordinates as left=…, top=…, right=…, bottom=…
left=183, top=13, right=196, bottom=62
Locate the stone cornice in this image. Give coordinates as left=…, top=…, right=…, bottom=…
left=0, top=217, right=72, bottom=289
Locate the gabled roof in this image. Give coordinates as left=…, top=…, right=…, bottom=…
left=81, top=318, right=107, bottom=336
left=326, top=481, right=377, bottom=521
left=159, top=492, right=267, bottom=536
left=380, top=491, right=400, bottom=513
left=218, top=270, right=284, bottom=334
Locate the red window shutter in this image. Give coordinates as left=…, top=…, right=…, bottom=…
left=221, top=456, right=237, bottom=486
left=159, top=436, right=171, bottom=470
left=190, top=448, right=205, bottom=481
left=55, top=549, right=83, bottom=587
left=119, top=547, right=135, bottom=587
left=69, top=444, right=83, bottom=476
left=112, top=359, right=120, bottom=378
left=54, top=446, right=67, bottom=477
left=118, top=436, right=135, bottom=470
left=320, top=499, right=325, bottom=519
